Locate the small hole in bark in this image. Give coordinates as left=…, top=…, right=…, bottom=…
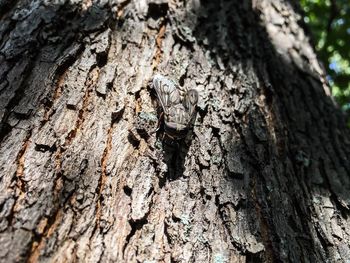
left=35, top=143, right=57, bottom=153
left=178, top=74, right=185, bottom=86
left=246, top=251, right=264, bottom=263
left=41, top=97, right=53, bottom=108
left=147, top=3, right=168, bottom=19
left=171, top=215, right=181, bottom=223
left=123, top=185, right=132, bottom=196
left=96, top=52, right=108, bottom=68
left=127, top=132, right=140, bottom=148
left=0, top=123, right=12, bottom=142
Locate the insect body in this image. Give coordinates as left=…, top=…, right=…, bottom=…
left=152, top=74, right=198, bottom=139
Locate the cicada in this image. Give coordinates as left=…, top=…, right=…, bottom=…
left=153, top=74, right=198, bottom=140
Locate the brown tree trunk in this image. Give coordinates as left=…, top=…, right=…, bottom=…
left=0, top=0, right=349, bottom=262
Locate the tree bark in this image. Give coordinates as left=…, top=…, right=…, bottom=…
left=0, top=0, right=349, bottom=262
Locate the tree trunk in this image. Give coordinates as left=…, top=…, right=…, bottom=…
left=0, top=0, right=349, bottom=262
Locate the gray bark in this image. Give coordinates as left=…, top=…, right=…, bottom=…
left=0, top=0, right=349, bottom=262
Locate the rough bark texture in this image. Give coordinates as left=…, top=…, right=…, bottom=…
left=0, top=0, right=349, bottom=262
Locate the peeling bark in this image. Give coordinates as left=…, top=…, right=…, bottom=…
left=0, top=0, right=349, bottom=262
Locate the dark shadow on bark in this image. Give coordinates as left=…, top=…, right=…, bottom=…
left=184, top=0, right=350, bottom=261
left=162, top=139, right=185, bottom=180
left=161, top=134, right=193, bottom=181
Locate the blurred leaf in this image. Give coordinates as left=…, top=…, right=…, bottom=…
left=301, top=0, right=350, bottom=125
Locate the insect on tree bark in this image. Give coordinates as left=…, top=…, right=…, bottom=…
left=0, top=0, right=349, bottom=262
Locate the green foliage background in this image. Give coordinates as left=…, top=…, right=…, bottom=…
left=300, top=0, right=350, bottom=115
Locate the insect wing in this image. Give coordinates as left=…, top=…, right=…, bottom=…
left=153, top=75, right=180, bottom=114
left=164, top=104, right=190, bottom=139
left=183, top=89, right=198, bottom=117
